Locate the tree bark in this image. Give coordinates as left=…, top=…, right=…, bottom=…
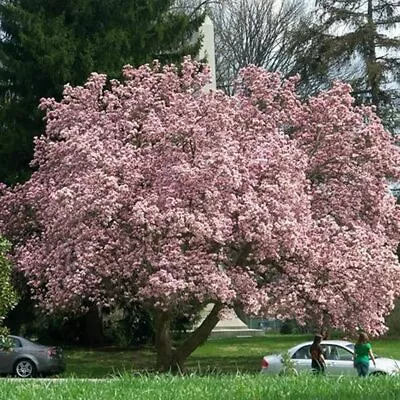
left=79, top=305, right=106, bottom=346
left=321, top=311, right=331, bottom=339
left=153, top=303, right=223, bottom=372
left=173, top=302, right=223, bottom=369
left=153, top=310, right=174, bottom=372
left=366, top=0, right=379, bottom=107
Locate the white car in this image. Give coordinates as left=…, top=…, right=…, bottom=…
left=261, top=340, right=400, bottom=376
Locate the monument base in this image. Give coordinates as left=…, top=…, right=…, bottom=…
left=190, top=304, right=265, bottom=339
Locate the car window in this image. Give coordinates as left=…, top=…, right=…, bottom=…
left=322, top=345, right=339, bottom=360
left=336, top=346, right=353, bottom=361
left=292, top=345, right=311, bottom=359
left=321, top=344, right=354, bottom=361
left=0, top=337, right=21, bottom=349
left=10, top=338, right=22, bottom=348
left=322, top=345, right=334, bottom=360
left=323, top=345, right=353, bottom=361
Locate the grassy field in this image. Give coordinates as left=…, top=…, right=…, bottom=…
left=1, top=374, right=400, bottom=400
left=1, top=335, right=399, bottom=400
left=61, top=334, right=400, bottom=377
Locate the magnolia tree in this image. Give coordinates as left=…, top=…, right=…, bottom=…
left=1, top=58, right=400, bottom=370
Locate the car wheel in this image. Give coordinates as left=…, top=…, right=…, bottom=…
left=14, top=359, right=36, bottom=378
left=371, top=371, right=386, bottom=376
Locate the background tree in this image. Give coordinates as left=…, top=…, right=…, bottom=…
left=0, top=0, right=205, bottom=184
left=211, top=0, right=310, bottom=93
left=172, top=0, right=312, bottom=93
left=1, top=59, right=400, bottom=371
left=293, top=0, right=400, bottom=131
left=0, top=235, right=18, bottom=337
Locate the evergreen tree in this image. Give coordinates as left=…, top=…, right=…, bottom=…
left=293, top=0, right=400, bottom=132
left=0, top=0, right=204, bottom=184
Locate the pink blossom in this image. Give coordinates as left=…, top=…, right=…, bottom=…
left=1, top=58, right=400, bottom=335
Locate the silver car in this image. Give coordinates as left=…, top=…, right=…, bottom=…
left=261, top=340, right=400, bottom=376
left=0, top=335, right=65, bottom=378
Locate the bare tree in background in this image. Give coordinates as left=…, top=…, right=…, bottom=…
left=171, top=0, right=362, bottom=100
left=211, top=0, right=310, bottom=93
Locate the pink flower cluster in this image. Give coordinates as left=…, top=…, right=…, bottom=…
left=1, top=58, right=400, bottom=334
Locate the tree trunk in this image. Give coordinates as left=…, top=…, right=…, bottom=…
left=153, top=303, right=223, bottom=373
left=321, top=311, right=331, bottom=339
left=79, top=305, right=106, bottom=346
left=366, top=0, right=379, bottom=107
left=153, top=310, right=174, bottom=372
left=172, top=303, right=223, bottom=371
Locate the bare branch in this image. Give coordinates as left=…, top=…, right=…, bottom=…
left=211, top=0, right=310, bottom=93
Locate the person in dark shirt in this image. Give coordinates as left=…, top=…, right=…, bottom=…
left=309, top=334, right=326, bottom=374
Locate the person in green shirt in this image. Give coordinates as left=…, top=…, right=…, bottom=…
left=353, top=332, right=376, bottom=377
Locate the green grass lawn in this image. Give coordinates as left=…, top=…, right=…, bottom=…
left=1, top=374, right=400, bottom=400
left=1, top=335, right=399, bottom=400
left=61, top=334, right=400, bottom=378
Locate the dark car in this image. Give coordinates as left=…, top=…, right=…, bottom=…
left=0, top=335, right=65, bottom=378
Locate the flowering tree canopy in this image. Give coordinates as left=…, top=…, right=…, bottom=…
left=1, top=58, right=400, bottom=370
